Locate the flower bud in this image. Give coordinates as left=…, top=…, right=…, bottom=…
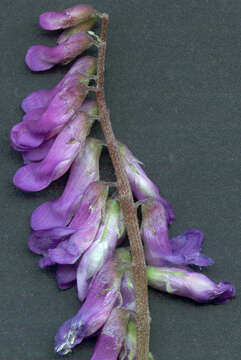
left=119, top=142, right=174, bottom=224
left=39, top=4, right=95, bottom=30
left=25, top=32, right=93, bottom=71
left=77, top=198, right=125, bottom=301
left=147, top=266, right=235, bottom=304
left=30, top=135, right=102, bottom=230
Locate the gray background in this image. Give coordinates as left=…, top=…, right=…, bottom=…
left=0, top=0, right=240, bottom=359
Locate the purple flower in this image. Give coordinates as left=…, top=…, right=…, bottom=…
left=91, top=308, right=129, bottom=360
left=57, top=16, right=97, bottom=44
left=119, top=142, right=174, bottom=224
left=55, top=256, right=123, bottom=355
left=11, top=74, right=90, bottom=151
left=141, top=198, right=214, bottom=267
left=25, top=32, right=94, bottom=71
left=22, top=138, right=55, bottom=163
left=76, top=198, right=125, bottom=301
left=48, top=182, right=109, bottom=264
left=56, top=263, right=78, bottom=290
left=120, top=270, right=136, bottom=312
left=30, top=135, right=102, bottom=230
left=13, top=110, right=93, bottom=192
left=147, top=266, right=235, bottom=304
left=21, top=56, right=96, bottom=113
left=39, top=4, right=95, bottom=30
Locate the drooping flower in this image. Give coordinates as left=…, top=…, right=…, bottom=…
left=76, top=198, right=125, bottom=301
left=39, top=4, right=96, bottom=30
left=91, top=308, right=129, bottom=360
left=25, top=32, right=94, bottom=71
left=48, top=182, right=109, bottom=264
left=147, top=266, right=235, bottom=304
left=141, top=198, right=214, bottom=267
left=13, top=110, right=93, bottom=192
left=22, top=137, right=55, bottom=163
left=55, top=256, right=124, bottom=355
left=119, top=142, right=174, bottom=224
left=21, top=56, right=96, bottom=113
left=11, top=74, right=91, bottom=151
left=57, top=15, right=97, bottom=44
left=30, top=135, right=102, bottom=230
left=29, top=181, right=108, bottom=267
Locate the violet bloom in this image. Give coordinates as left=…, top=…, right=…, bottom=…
left=119, top=142, right=174, bottom=224
left=22, top=138, right=55, bottom=164
left=55, top=257, right=123, bottom=355
left=56, top=263, right=78, bottom=290
left=31, top=136, right=102, bottom=230
left=77, top=198, right=125, bottom=301
left=21, top=56, right=96, bottom=113
left=25, top=32, right=94, bottom=71
left=39, top=4, right=95, bottom=30
left=147, top=266, right=235, bottom=304
left=91, top=308, right=129, bottom=360
left=29, top=182, right=108, bottom=267
left=57, top=16, right=97, bottom=44
left=119, top=319, right=154, bottom=360
left=13, top=110, right=93, bottom=192
left=141, top=198, right=214, bottom=267
left=11, top=74, right=90, bottom=151
left=48, top=182, right=109, bottom=264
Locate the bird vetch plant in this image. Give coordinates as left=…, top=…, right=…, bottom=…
left=10, top=4, right=235, bottom=360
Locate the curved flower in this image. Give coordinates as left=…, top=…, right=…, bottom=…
left=22, top=138, right=55, bottom=163
left=57, top=16, right=97, bottom=44
left=55, top=257, right=123, bottom=355
left=21, top=56, right=96, bottom=113
left=11, top=74, right=90, bottom=151
left=13, top=110, right=92, bottom=192
left=76, top=198, right=125, bottom=301
left=119, top=142, right=174, bottom=224
left=48, top=182, right=109, bottom=264
left=31, top=135, right=102, bottom=230
left=147, top=266, right=235, bottom=304
left=141, top=198, right=213, bottom=267
left=39, top=4, right=95, bottom=30
left=25, top=32, right=94, bottom=71
left=91, top=308, right=129, bottom=360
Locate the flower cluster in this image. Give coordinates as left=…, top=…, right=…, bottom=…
left=10, top=4, right=235, bottom=359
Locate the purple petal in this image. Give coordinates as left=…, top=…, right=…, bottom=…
left=169, top=229, right=214, bottom=267
left=21, top=56, right=96, bottom=113
left=56, top=264, right=77, bottom=290
left=48, top=182, right=109, bottom=264
left=119, top=142, right=174, bottom=224
left=91, top=308, right=128, bottom=360
left=55, top=258, right=123, bottom=355
left=30, top=135, right=101, bottom=230
left=39, top=5, right=95, bottom=30
left=147, top=266, right=235, bottom=304
left=76, top=199, right=124, bottom=301
left=22, top=138, right=56, bottom=163
left=25, top=33, right=93, bottom=71
left=13, top=112, right=91, bottom=192
left=57, top=16, right=97, bottom=44
left=141, top=198, right=172, bottom=267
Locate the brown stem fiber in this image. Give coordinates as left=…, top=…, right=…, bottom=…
left=95, top=14, right=150, bottom=360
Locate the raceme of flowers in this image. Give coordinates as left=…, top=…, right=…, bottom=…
left=10, top=4, right=235, bottom=359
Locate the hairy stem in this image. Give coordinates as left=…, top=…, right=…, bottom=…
left=95, top=14, right=150, bottom=360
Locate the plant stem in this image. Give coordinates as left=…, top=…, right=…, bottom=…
left=95, top=14, right=150, bottom=360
